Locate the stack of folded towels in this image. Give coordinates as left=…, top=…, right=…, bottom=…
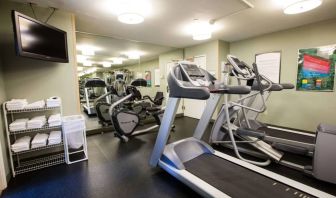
left=9, top=119, right=28, bottom=131
left=46, top=96, right=61, bottom=108
left=48, top=114, right=62, bottom=127
left=27, top=116, right=46, bottom=129
left=48, top=131, right=62, bottom=145
left=24, top=100, right=46, bottom=109
left=11, top=136, right=31, bottom=153
left=31, top=133, right=49, bottom=148
left=6, top=99, right=28, bottom=111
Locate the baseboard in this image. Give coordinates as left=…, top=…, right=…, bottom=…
left=176, top=113, right=184, bottom=118
left=86, top=113, right=185, bottom=136
left=265, top=123, right=315, bottom=134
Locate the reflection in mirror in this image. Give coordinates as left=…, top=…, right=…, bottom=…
left=75, top=31, right=175, bottom=132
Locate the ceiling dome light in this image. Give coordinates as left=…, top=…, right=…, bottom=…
left=193, top=31, right=212, bottom=41
left=111, top=0, right=151, bottom=25
left=284, top=0, right=322, bottom=14
left=118, top=13, right=144, bottom=24
left=192, top=19, right=212, bottom=41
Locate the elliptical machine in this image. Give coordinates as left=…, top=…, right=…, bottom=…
left=205, top=55, right=336, bottom=184
left=95, top=79, right=168, bottom=142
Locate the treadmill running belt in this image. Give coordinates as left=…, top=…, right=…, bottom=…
left=260, top=127, right=315, bottom=144
left=184, top=154, right=314, bottom=198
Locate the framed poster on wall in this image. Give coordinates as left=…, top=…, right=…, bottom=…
left=296, top=44, right=336, bottom=91
left=145, top=71, right=152, bottom=87
left=255, top=51, right=281, bottom=83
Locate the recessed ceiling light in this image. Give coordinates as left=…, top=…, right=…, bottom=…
left=102, top=62, right=112, bottom=67
left=284, top=0, right=322, bottom=14
left=191, top=19, right=212, bottom=41
left=77, top=55, right=87, bottom=63
left=118, top=13, right=144, bottom=24
left=83, top=61, right=93, bottom=67
left=82, top=48, right=95, bottom=56
left=124, top=51, right=143, bottom=59
left=77, top=45, right=101, bottom=56
left=111, top=57, right=124, bottom=65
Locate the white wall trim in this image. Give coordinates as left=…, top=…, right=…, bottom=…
left=0, top=135, right=8, bottom=190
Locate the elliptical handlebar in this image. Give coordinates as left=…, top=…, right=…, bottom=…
left=227, top=55, right=255, bottom=80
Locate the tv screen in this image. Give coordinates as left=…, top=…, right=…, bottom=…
left=12, top=10, right=69, bottom=63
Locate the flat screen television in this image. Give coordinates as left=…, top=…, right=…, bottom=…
left=12, top=10, right=69, bottom=63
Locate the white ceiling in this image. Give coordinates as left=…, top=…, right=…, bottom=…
left=76, top=32, right=174, bottom=67
left=13, top=0, right=336, bottom=48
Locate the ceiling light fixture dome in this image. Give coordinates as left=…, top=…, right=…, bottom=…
left=284, top=0, right=322, bottom=14
left=118, top=13, right=144, bottom=24
left=112, top=0, right=151, bottom=24
left=192, top=19, right=212, bottom=41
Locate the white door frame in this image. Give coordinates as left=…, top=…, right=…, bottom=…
left=183, top=55, right=207, bottom=119
left=0, top=142, right=8, bottom=190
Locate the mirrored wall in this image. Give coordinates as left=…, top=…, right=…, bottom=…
left=75, top=32, right=175, bottom=131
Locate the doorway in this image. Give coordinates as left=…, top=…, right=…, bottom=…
left=183, top=55, right=207, bottom=119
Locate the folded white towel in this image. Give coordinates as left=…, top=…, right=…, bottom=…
left=47, top=114, right=62, bottom=127
left=48, top=114, right=61, bottom=122
left=24, top=100, right=46, bottom=109
left=6, top=99, right=28, bottom=110
left=31, top=133, right=49, bottom=148
left=48, top=131, right=62, bottom=145
left=9, top=119, right=28, bottom=131
left=11, top=136, right=31, bottom=152
left=27, top=116, right=47, bottom=129
left=49, top=122, right=61, bottom=127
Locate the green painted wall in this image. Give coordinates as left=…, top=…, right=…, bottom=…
left=230, top=18, right=336, bottom=132
left=120, top=58, right=161, bottom=97
left=0, top=0, right=79, bottom=184
left=0, top=59, right=10, bottom=186
left=0, top=1, right=79, bottom=116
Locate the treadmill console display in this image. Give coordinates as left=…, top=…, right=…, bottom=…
left=180, top=63, right=210, bottom=87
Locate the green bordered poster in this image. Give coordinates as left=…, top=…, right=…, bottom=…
left=296, top=44, right=336, bottom=91
left=145, top=71, right=151, bottom=87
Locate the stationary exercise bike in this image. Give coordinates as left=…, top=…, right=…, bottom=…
left=95, top=79, right=171, bottom=142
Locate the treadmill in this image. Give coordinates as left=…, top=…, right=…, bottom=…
left=83, top=78, right=110, bottom=115
left=149, top=61, right=333, bottom=198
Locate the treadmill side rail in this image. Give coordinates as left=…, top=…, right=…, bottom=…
left=213, top=151, right=335, bottom=198
left=149, top=97, right=180, bottom=167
